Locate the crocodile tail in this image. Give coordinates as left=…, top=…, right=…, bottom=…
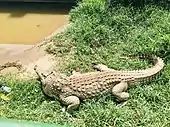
left=121, top=54, right=164, bottom=82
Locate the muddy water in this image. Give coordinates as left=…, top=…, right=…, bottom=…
left=0, top=3, right=73, bottom=44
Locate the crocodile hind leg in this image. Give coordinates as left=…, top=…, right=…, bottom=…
left=59, top=95, right=80, bottom=112
left=112, top=81, right=129, bottom=102
left=92, top=63, right=116, bottom=72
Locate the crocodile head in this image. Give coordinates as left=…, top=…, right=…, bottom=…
left=40, top=71, right=61, bottom=98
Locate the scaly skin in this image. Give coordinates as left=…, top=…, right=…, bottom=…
left=34, top=55, right=164, bottom=112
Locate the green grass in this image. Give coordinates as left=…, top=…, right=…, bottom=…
left=1, top=0, right=170, bottom=126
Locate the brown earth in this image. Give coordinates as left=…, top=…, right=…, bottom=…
left=0, top=24, right=70, bottom=79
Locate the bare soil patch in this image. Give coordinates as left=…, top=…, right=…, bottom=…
left=0, top=24, right=70, bottom=79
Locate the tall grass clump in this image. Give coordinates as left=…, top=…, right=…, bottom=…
left=48, top=0, right=170, bottom=72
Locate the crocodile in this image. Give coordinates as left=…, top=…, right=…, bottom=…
left=34, top=54, right=164, bottom=112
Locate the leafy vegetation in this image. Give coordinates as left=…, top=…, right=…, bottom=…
left=1, top=0, right=170, bottom=126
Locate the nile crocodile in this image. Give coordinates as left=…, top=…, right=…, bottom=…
left=34, top=54, right=164, bottom=112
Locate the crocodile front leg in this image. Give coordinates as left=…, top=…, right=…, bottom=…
left=59, top=95, right=80, bottom=112
left=112, top=81, right=129, bottom=102
left=92, top=63, right=116, bottom=72
left=71, top=70, right=81, bottom=76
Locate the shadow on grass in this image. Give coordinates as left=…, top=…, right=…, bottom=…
left=107, top=0, right=170, bottom=9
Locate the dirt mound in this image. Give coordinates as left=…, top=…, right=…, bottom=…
left=0, top=46, right=55, bottom=79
